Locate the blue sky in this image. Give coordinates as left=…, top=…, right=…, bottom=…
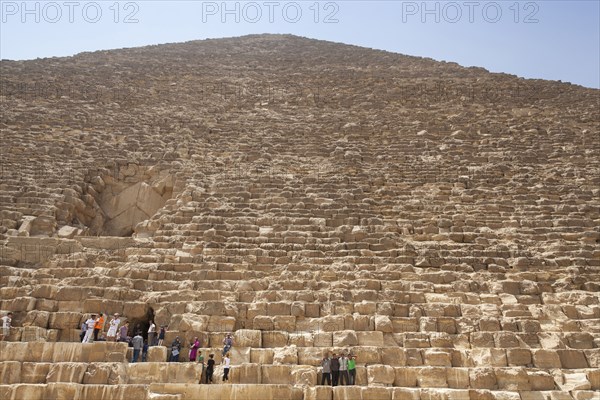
left=1, top=1, right=599, bottom=88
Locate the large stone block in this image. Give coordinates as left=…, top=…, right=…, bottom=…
left=367, top=365, right=395, bottom=386
left=533, top=349, right=562, bottom=368
left=418, top=366, right=448, bottom=388
left=273, top=346, right=298, bottom=364
left=0, top=361, right=21, bottom=384
left=231, top=363, right=261, bottom=383
left=21, top=363, right=51, bottom=384
left=250, top=348, right=274, bottom=364
left=262, top=365, right=292, bottom=384
left=234, top=329, right=262, bottom=347
left=46, top=363, right=87, bottom=383
left=333, top=330, right=358, bottom=347
left=291, top=365, right=317, bottom=385
left=558, top=350, right=589, bottom=368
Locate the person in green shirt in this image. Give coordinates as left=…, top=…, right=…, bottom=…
left=198, top=351, right=205, bottom=383
left=348, top=355, right=356, bottom=385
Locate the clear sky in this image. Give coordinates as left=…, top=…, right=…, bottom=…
left=1, top=1, right=599, bottom=88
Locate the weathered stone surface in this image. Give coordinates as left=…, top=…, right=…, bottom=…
left=0, top=33, right=598, bottom=400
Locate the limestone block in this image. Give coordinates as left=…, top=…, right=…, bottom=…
left=291, top=365, right=317, bottom=385
left=333, top=386, right=363, bottom=400
left=297, top=348, right=323, bottom=366
left=268, top=302, right=291, bottom=316
left=261, top=365, right=291, bottom=384
left=231, top=363, right=261, bottom=383
left=469, top=368, right=497, bottom=389
left=559, top=373, right=592, bottom=391
left=375, top=315, right=393, bottom=333
left=392, top=318, right=419, bottom=332
left=418, top=366, right=448, bottom=388
left=21, top=310, right=50, bottom=329
left=584, top=349, right=600, bottom=368
left=361, top=386, right=392, bottom=400
left=588, top=369, right=600, bottom=390
left=250, top=348, right=274, bottom=364
left=495, top=368, right=531, bottom=390
left=21, top=362, right=51, bottom=383
left=304, top=386, right=333, bottom=400
left=367, top=365, right=395, bottom=386
left=48, top=312, right=82, bottom=330
left=471, top=349, right=507, bottom=367
left=262, top=331, right=288, bottom=348
left=147, top=346, right=168, bottom=362
left=46, top=363, right=87, bottom=383
left=0, top=361, right=21, bottom=384
left=5, top=383, right=48, bottom=400
left=571, top=391, right=599, bottom=400
left=273, top=316, right=296, bottom=331
left=289, top=332, right=314, bottom=347
left=229, top=346, right=251, bottom=364
left=382, top=347, right=406, bottom=367
left=404, top=349, right=423, bottom=366
left=353, top=315, right=373, bottom=331
left=558, top=350, right=589, bottom=368
left=305, top=304, right=320, bottom=318
left=506, top=348, right=532, bottom=366
left=291, top=302, right=305, bottom=317
left=253, top=315, right=274, bottom=330
left=82, top=363, right=126, bottom=385
left=528, top=371, right=556, bottom=390
left=314, top=332, right=333, bottom=347
left=394, top=367, right=418, bottom=387
left=533, top=349, right=562, bottom=368
left=273, top=346, right=298, bottom=365
left=446, top=368, right=469, bottom=389
left=391, top=388, right=421, bottom=400
left=122, top=302, right=148, bottom=319
left=353, top=346, right=382, bottom=364
left=423, top=350, right=452, bottom=367
left=234, top=329, right=261, bottom=347
left=81, top=384, right=149, bottom=400
left=333, top=330, right=358, bottom=347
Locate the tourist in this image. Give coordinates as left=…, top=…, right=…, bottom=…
left=118, top=321, right=129, bottom=342
left=222, top=332, right=233, bottom=356
left=339, top=353, right=349, bottom=385
left=205, top=354, right=215, bottom=383
left=198, top=351, right=205, bottom=383
left=79, top=320, right=87, bottom=343
left=106, top=313, right=120, bottom=342
left=157, top=325, right=166, bottom=346
left=148, top=319, right=156, bottom=346
left=93, top=312, right=104, bottom=342
left=170, top=337, right=182, bottom=362
left=330, top=353, right=340, bottom=386
left=222, top=353, right=231, bottom=382
left=189, top=337, right=200, bottom=362
left=348, top=355, right=356, bottom=385
left=1, top=312, right=12, bottom=341
left=131, top=331, right=143, bottom=362
left=142, top=340, right=148, bottom=362
left=320, top=353, right=331, bottom=385
left=83, top=315, right=96, bottom=343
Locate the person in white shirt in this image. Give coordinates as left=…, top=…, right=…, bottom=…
left=222, top=353, right=231, bottom=382
left=83, top=315, right=96, bottom=343
left=1, top=312, right=13, bottom=341
left=148, top=320, right=156, bottom=346
left=106, top=314, right=121, bottom=341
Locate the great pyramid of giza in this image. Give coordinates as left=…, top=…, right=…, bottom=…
left=0, top=34, right=599, bottom=400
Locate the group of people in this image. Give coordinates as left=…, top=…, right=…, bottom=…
left=321, top=353, right=357, bottom=386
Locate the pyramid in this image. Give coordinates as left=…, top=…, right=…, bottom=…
left=0, top=34, right=599, bottom=400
